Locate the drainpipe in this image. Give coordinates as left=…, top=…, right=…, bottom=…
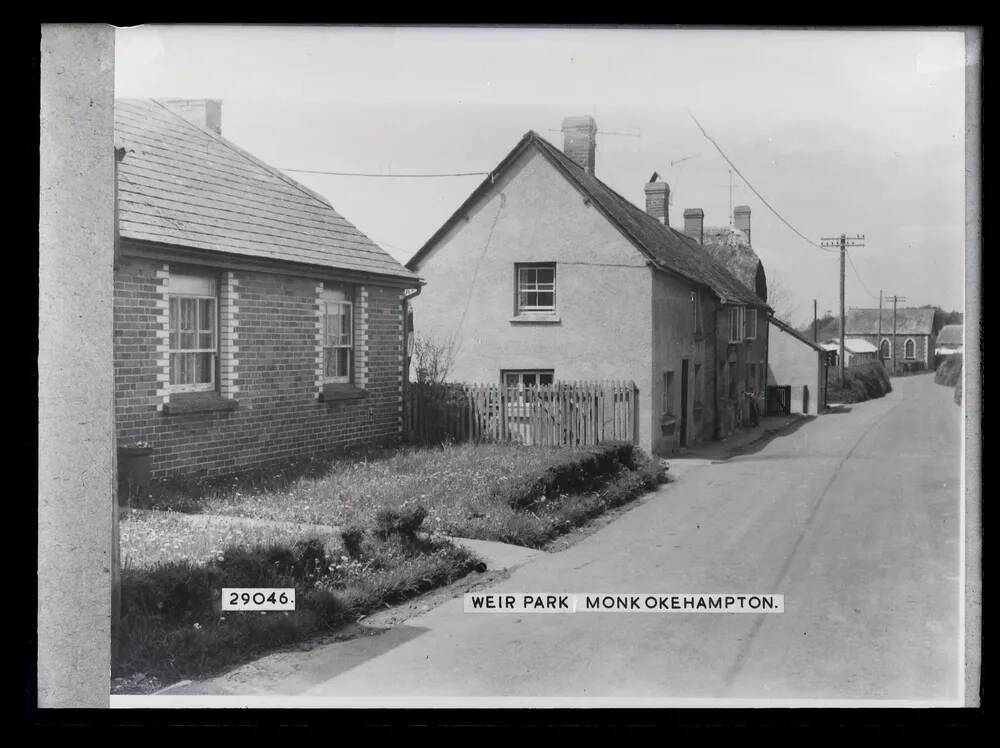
left=402, top=285, right=422, bottom=387
left=713, top=305, right=722, bottom=441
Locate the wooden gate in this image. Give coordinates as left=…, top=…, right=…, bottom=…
left=766, top=385, right=791, bottom=416
left=403, top=380, right=638, bottom=446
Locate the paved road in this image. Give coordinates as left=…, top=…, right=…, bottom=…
left=186, top=374, right=964, bottom=702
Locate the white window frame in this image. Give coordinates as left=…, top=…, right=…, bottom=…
left=728, top=306, right=745, bottom=343
left=745, top=308, right=758, bottom=340
left=168, top=273, right=218, bottom=393
left=502, top=369, right=555, bottom=390
left=879, top=338, right=892, bottom=359
left=321, top=287, right=354, bottom=384
left=516, top=264, right=556, bottom=314
left=904, top=338, right=916, bottom=361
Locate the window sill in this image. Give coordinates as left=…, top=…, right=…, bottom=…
left=509, top=313, right=562, bottom=324
left=318, top=383, right=367, bottom=402
left=163, top=392, right=239, bottom=415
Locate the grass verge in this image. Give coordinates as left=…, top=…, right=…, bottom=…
left=155, top=441, right=667, bottom=548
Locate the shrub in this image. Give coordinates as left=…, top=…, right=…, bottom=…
left=935, top=355, right=963, bottom=388
left=340, top=525, right=366, bottom=560
left=373, top=505, right=428, bottom=541
left=828, top=361, right=892, bottom=403
left=488, top=442, right=637, bottom=510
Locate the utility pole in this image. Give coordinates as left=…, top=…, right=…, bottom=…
left=885, top=294, right=907, bottom=375
left=821, top=233, right=866, bottom=382
left=878, top=290, right=883, bottom=363
left=813, top=299, right=818, bottom=343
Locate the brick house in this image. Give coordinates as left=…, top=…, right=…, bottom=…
left=406, top=116, right=769, bottom=457
left=845, top=307, right=935, bottom=371
left=114, top=99, right=420, bottom=478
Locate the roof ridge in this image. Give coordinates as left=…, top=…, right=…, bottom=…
left=526, top=131, right=768, bottom=308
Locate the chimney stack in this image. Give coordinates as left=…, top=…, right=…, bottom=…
left=161, top=98, right=223, bottom=135
left=734, top=205, right=751, bottom=243
left=561, top=115, right=597, bottom=176
left=683, top=209, right=705, bottom=245
left=644, top=178, right=670, bottom=225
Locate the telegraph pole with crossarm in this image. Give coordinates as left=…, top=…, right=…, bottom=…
left=821, top=233, right=866, bottom=381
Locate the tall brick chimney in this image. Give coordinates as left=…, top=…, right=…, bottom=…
left=734, top=205, right=751, bottom=243
left=161, top=98, right=222, bottom=135
left=644, top=178, right=670, bottom=225
left=561, top=115, right=597, bottom=176
left=683, top=208, right=705, bottom=245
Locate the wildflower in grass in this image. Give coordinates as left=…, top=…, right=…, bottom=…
left=193, top=622, right=202, bottom=630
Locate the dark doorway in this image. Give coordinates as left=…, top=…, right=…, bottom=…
left=680, top=359, right=689, bottom=447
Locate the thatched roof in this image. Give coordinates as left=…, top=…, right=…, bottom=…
left=846, top=307, right=935, bottom=335
left=702, top=226, right=767, bottom=302
left=936, top=324, right=963, bottom=346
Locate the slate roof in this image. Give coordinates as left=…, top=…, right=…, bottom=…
left=936, top=324, right=963, bottom=346
left=821, top=338, right=879, bottom=354
left=114, top=99, right=418, bottom=282
left=845, top=307, right=935, bottom=336
left=408, top=131, right=768, bottom=309
left=769, top=315, right=825, bottom=352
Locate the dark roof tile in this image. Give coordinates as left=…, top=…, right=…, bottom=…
left=115, top=99, right=418, bottom=282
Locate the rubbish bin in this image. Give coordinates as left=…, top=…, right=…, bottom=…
left=117, top=445, right=152, bottom=508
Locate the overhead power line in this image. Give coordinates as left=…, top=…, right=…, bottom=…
left=686, top=109, right=836, bottom=254
left=846, top=250, right=880, bottom=301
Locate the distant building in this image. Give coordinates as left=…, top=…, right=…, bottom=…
left=820, top=338, right=879, bottom=368
left=846, top=307, right=935, bottom=370
left=934, top=324, right=963, bottom=357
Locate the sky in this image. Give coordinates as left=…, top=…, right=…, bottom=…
left=115, top=25, right=969, bottom=328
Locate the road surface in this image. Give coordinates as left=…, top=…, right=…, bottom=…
left=179, top=373, right=964, bottom=703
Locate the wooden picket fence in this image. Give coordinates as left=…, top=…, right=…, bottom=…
left=403, top=380, right=638, bottom=447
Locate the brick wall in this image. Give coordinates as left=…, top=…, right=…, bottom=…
left=114, top=257, right=405, bottom=478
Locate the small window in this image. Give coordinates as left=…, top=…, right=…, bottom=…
left=502, top=369, right=555, bottom=389
left=662, top=371, right=675, bottom=416
left=516, top=264, right=556, bottom=313
left=322, top=286, right=353, bottom=383
left=690, top=291, right=703, bottom=334
left=879, top=338, right=891, bottom=359
left=745, top=308, right=758, bottom=340
left=904, top=338, right=916, bottom=360
left=169, top=272, right=218, bottom=392
left=728, top=306, right=745, bottom=343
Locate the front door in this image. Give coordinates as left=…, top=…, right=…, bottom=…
left=680, top=359, right=690, bottom=447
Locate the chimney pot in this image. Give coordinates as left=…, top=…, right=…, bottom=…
left=644, top=181, right=670, bottom=225
left=161, top=98, right=223, bottom=135
left=683, top=208, right=705, bottom=245
left=561, top=115, right=597, bottom=176
left=734, top=205, right=751, bottom=243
